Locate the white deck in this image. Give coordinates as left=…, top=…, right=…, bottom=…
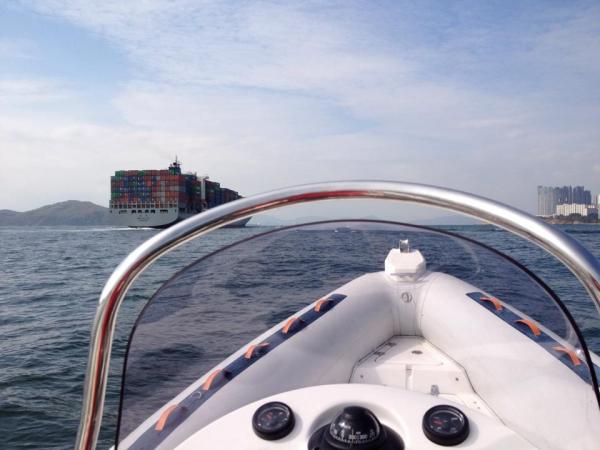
left=351, top=336, right=497, bottom=419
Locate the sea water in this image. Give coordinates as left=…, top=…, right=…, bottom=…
left=1, top=224, right=599, bottom=449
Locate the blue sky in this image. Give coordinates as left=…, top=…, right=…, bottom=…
left=1, top=1, right=599, bottom=217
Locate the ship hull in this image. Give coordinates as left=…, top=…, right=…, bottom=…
left=109, top=208, right=250, bottom=229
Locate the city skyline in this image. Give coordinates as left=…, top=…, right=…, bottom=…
left=537, top=184, right=598, bottom=217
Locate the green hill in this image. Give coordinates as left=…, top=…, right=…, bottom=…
left=0, top=200, right=112, bottom=226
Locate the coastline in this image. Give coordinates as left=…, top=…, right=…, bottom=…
left=540, top=217, right=600, bottom=225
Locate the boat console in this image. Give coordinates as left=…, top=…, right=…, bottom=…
left=175, top=384, right=533, bottom=449
left=74, top=182, right=600, bottom=450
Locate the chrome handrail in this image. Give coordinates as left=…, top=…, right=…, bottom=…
left=75, top=181, right=600, bottom=449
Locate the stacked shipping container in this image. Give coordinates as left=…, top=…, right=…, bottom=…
left=109, top=160, right=242, bottom=212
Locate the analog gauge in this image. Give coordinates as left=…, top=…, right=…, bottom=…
left=252, top=401, right=295, bottom=440
left=422, top=405, right=469, bottom=446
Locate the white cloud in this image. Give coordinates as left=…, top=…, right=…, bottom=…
left=0, top=79, right=70, bottom=104
left=532, top=4, right=600, bottom=74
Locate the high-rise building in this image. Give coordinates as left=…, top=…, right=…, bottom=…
left=573, top=186, right=585, bottom=204
left=556, top=186, right=572, bottom=204
left=553, top=187, right=561, bottom=205
left=583, top=190, right=592, bottom=205
left=537, top=186, right=556, bottom=216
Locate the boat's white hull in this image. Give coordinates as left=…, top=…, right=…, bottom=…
left=119, top=269, right=600, bottom=450
left=109, top=208, right=250, bottom=228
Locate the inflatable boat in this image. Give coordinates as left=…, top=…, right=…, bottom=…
left=75, top=182, right=600, bottom=450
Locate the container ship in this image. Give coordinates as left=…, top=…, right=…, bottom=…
left=109, top=159, right=250, bottom=228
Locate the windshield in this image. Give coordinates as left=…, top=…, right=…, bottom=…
left=115, top=221, right=600, bottom=449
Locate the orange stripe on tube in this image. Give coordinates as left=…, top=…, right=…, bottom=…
left=201, top=369, right=222, bottom=390
left=479, top=296, right=503, bottom=311
left=244, top=345, right=258, bottom=359
left=553, top=346, right=582, bottom=366
left=282, top=317, right=298, bottom=334
left=314, top=299, right=330, bottom=312
left=515, top=319, right=541, bottom=336
left=244, top=342, right=269, bottom=359
left=155, top=405, right=178, bottom=431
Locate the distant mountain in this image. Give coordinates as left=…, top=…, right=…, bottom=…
left=0, top=200, right=112, bottom=226
left=0, top=210, right=19, bottom=221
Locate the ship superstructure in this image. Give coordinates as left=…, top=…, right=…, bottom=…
left=109, top=159, right=247, bottom=228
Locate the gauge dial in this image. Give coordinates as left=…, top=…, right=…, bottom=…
left=252, top=401, right=295, bottom=440
left=422, top=405, right=469, bottom=446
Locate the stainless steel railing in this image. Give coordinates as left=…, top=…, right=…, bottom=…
left=75, top=181, right=600, bottom=449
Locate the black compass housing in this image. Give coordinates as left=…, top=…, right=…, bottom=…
left=308, top=406, right=404, bottom=450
